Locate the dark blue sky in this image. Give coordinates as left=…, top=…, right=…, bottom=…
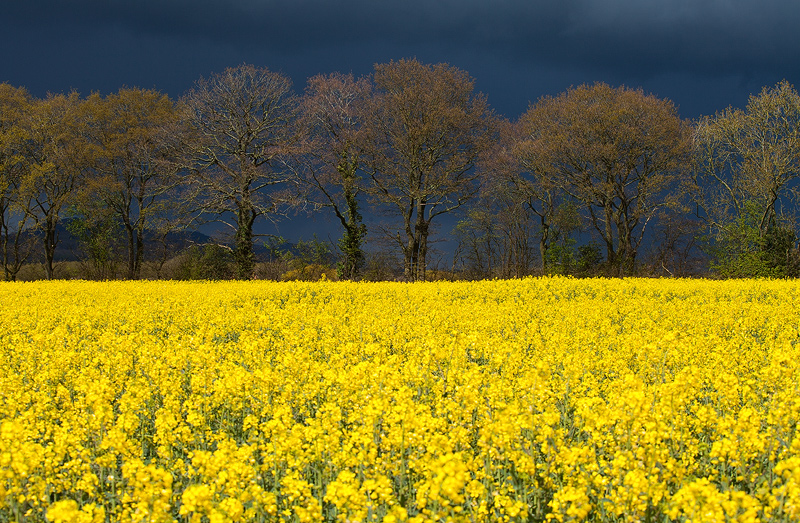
left=4, top=0, right=800, bottom=120
left=3, top=0, right=800, bottom=249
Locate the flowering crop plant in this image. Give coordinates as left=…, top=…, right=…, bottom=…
left=1, top=277, right=799, bottom=522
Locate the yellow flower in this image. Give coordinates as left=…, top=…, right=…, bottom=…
left=46, top=500, right=105, bottom=523
left=1, top=278, right=798, bottom=522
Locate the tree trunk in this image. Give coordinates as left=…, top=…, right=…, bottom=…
left=43, top=215, right=57, bottom=280
left=1, top=200, right=29, bottom=282
left=402, top=204, right=416, bottom=281
left=0, top=200, right=9, bottom=281
left=8, top=231, right=22, bottom=281
left=404, top=234, right=416, bottom=281
left=539, top=214, right=550, bottom=273
left=124, top=219, right=136, bottom=280
left=414, top=202, right=428, bottom=281
left=336, top=177, right=366, bottom=280
left=618, top=219, right=636, bottom=276
left=134, top=227, right=144, bottom=280
left=603, top=205, right=618, bottom=275
left=133, top=191, right=149, bottom=280
left=417, top=227, right=428, bottom=281
left=235, top=204, right=257, bottom=279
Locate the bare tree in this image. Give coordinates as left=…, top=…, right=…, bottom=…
left=519, top=83, right=691, bottom=275
left=362, top=59, right=496, bottom=281
left=481, top=117, right=577, bottom=274
left=458, top=123, right=540, bottom=278
left=172, top=64, right=298, bottom=279
left=294, top=72, right=371, bottom=280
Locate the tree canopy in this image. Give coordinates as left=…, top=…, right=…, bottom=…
left=1, top=68, right=799, bottom=280
left=516, top=83, right=691, bottom=275
left=172, top=64, right=298, bottom=279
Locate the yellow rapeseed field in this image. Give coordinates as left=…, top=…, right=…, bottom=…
left=1, top=278, right=799, bottom=523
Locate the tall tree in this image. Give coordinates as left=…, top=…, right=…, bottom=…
left=173, top=64, right=297, bottom=279
left=362, top=59, right=496, bottom=281
left=483, top=117, right=578, bottom=274
left=80, top=88, right=178, bottom=279
left=295, top=72, right=370, bottom=280
left=519, top=83, right=690, bottom=275
left=457, top=119, right=543, bottom=278
left=0, top=84, right=36, bottom=281
left=694, top=80, right=800, bottom=276
left=17, top=91, right=89, bottom=279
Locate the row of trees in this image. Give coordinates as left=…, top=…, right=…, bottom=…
left=2, top=61, right=799, bottom=281
left=0, top=85, right=177, bottom=281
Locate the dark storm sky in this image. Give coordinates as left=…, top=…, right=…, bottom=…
left=4, top=0, right=800, bottom=120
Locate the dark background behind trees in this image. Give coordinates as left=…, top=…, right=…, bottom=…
left=1, top=61, right=799, bottom=281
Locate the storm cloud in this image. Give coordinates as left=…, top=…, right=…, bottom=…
left=3, top=0, right=800, bottom=118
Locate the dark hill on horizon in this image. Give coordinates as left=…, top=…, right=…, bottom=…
left=17, top=219, right=299, bottom=264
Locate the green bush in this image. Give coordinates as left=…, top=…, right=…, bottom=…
left=175, top=244, right=234, bottom=280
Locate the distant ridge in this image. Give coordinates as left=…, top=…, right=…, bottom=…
left=17, top=219, right=299, bottom=262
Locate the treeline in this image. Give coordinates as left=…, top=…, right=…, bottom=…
left=1, top=60, right=799, bottom=281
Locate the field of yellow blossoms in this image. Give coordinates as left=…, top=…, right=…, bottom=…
left=1, top=278, right=799, bottom=523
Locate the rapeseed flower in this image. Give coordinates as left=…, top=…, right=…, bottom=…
left=0, top=277, right=797, bottom=521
